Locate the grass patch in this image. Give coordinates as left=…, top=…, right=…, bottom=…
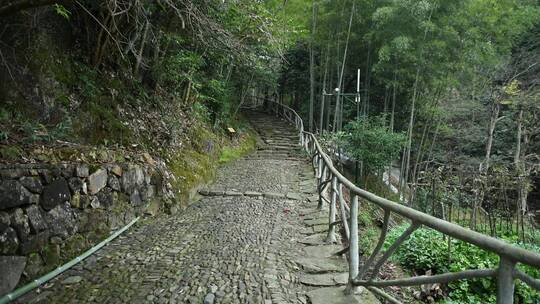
left=166, top=121, right=257, bottom=209
left=168, top=148, right=218, bottom=206
left=0, top=145, right=23, bottom=161
left=219, top=132, right=257, bottom=164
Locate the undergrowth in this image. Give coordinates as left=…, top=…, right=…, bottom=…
left=359, top=173, right=540, bottom=303
left=385, top=225, right=540, bottom=303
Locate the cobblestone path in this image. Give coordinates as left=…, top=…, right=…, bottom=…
left=18, top=112, right=323, bottom=304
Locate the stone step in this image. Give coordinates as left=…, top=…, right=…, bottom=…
left=251, top=154, right=298, bottom=159
left=304, top=217, right=328, bottom=227
left=299, top=272, right=348, bottom=287
left=295, top=256, right=347, bottom=273
left=303, top=245, right=343, bottom=258
left=249, top=154, right=295, bottom=159
left=244, top=157, right=304, bottom=161
left=262, top=146, right=298, bottom=151
left=252, top=153, right=292, bottom=157
left=306, top=286, right=380, bottom=304
left=298, top=233, right=328, bottom=245
left=264, top=142, right=298, bottom=147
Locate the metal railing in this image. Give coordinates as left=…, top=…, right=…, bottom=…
left=263, top=99, right=540, bottom=304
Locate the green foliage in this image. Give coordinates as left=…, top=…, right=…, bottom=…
left=363, top=173, right=401, bottom=201
left=192, top=102, right=211, bottom=124
left=385, top=225, right=449, bottom=273
left=386, top=224, right=540, bottom=303
left=0, top=145, right=23, bottom=160
left=199, top=78, right=233, bottom=124
left=219, top=133, right=257, bottom=164
left=339, top=115, right=406, bottom=172
left=77, top=65, right=102, bottom=99
left=0, top=108, right=9, bottom=142
left=53, top=4, right=71, bottom=19
left=16, top=118, right=73, bottom=144
left=0, top=130, right=7, bottom=142
left=154, top=49, right=203, bottom=93
left=75, top=102, right=132, bottom=145
left=360, top=226, right=380, bottom=254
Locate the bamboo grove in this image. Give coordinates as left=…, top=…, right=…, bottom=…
left=277, top=0, right=540, bottom=243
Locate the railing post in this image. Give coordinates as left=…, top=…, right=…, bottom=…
left=496, top=257, right=516, bottom=304
left=317, top=165, right=327, bottom=210
left=316, top=158, right=323, bottom=190
left=338, top=184, right=350, bottom=239
left=326, top=176, right=338, bottom=243
left=346, top=194, right=360, bottom=295
left=315, top=155, right=321, bottom=178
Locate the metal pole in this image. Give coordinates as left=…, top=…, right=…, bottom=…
left=346, top=194, right=360, bottom=295
left=0, top=217, right=140, bottom=304
left=320, top=92, right=325, bottom=133
left=356, top=68, right=361, bottom=119
left=496, top=258, right=516, bottom=304
left=335, top=88, right=340, bottom=131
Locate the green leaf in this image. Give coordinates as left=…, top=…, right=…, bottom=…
left=53, top=4, right=71, bottom=20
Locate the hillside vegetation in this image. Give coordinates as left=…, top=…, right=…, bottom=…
left=0, top=0, right=294, bottom=157
left=0, top=0, right=298, bottom=206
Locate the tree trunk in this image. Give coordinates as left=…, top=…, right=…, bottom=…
left=514, top=107, right=528, bottom=241
left=481, top=102, right=500, bottom=172
left=390, top=71, right=397, bottom=132
left=320, top=44, right=329, bottom=133
left=473, top=100, right=501, bottom=230
left=134, top=20, right=151, bottom=76
left=363, top=42, right=371, bottom=117
left=514, top=108, right=523, bottom=167
left=482, top=101, right=500, bottom=172
left=383, top=87, right=389, bottom=123
left=403, top=68, right=420, bottom=205
left=410, top=118, right=430, bottom=205
left=93, top=13, right=112, bottom=67
left=309, top=2, right=317, bottom=132
left=183, top=80, right=192, bottom=104
left=333, top=2, right=354, bottom=132
left=423, top=119, right=441, bottom=173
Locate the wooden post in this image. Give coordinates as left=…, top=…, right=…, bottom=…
left=496, top=258, right=516, bottom=304
left=346, top=195, right=359, bottom=295
left=326, top=176, right=337, bottom=243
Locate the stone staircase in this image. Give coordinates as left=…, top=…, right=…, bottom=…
left=247, top=110, right=380, bottom=304
left=246, top=111, right=304, bottom=161
left=296, top=207, right=380, bottom=304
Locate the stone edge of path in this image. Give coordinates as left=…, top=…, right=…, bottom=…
left=198, top=189, right=303, bottom=201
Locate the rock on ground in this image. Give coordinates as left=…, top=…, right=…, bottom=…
left=0, top=256, right=26, bottom=295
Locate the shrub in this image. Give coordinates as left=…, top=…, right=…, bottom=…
left=340, top=115, right=406, bottom=173
left=385, top=224, right=540, bottom=303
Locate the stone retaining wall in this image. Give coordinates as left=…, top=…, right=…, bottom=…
left=0, top=160, right=176, bottom=293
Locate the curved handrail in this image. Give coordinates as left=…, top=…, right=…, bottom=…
left=307, top=131, right=540, bottom=266
left=260, top=97, right=540, bottom=304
